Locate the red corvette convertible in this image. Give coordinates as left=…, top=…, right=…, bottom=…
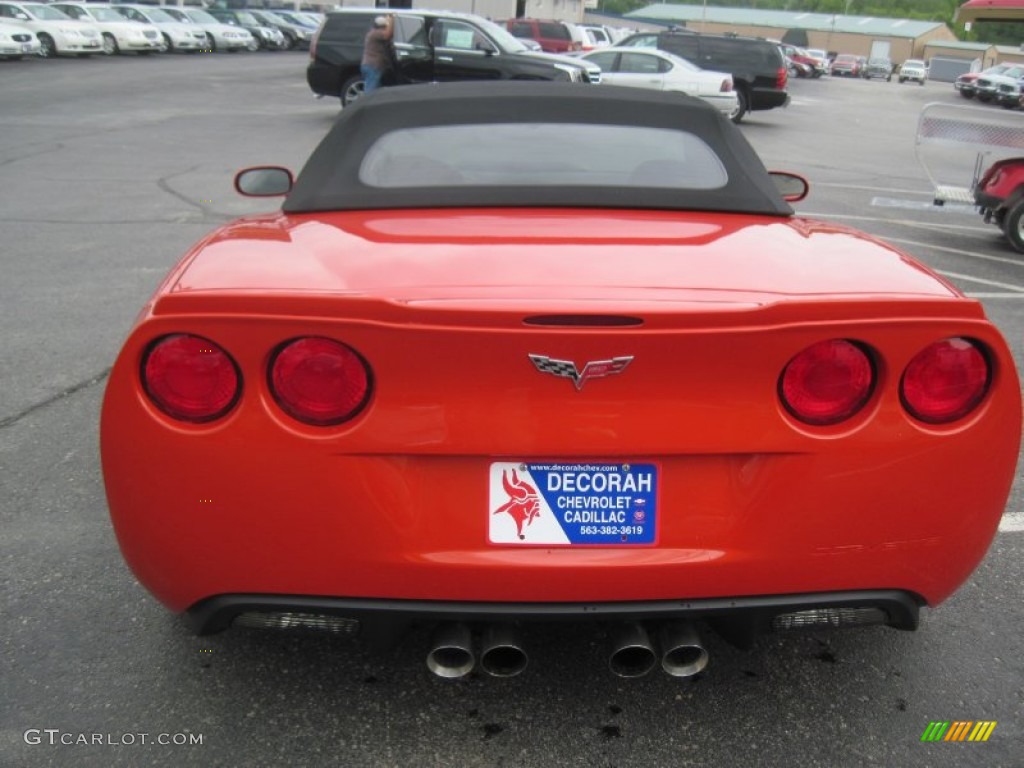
left=101, top=83, right=1021, bottom=679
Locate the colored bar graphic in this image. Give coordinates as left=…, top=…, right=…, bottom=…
left=921, top=722, right=949, bottom=741
left=944, top=722, right=972, bottom=741
left=921, top=721, right=996, bottom=742
left=969, top=722, right=997, bottom=742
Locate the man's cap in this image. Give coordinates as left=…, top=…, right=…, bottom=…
left=373, top=16, right=387, bottom=27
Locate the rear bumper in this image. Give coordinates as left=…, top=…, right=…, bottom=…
left=307, top=60, right=346, bottom=97
left=187, top=589, right=923, bottom=646
left=698, top=92, right=740, bottom=116
left=750, top=88, right=789, bottom=111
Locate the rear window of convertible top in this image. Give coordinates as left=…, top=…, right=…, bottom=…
left=357, top=123, right=729, bottom=190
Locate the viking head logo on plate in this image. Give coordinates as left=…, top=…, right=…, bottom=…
left=493, top=469, right=540, bottom=540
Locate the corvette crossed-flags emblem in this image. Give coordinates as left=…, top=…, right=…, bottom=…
left=528, top=354, right=634, bottom=391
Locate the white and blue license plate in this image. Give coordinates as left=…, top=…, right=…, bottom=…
left=488, top=461, right=658, bottom=546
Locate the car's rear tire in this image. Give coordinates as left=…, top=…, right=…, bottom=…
left=38, top=33, right=55, bottom=58
left=1004, top=199, right=1024, bottom=253
left=730, top=89, right=748, bottom=124
left=341, top=74, right=364, bottom=107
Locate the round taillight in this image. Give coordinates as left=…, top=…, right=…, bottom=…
left=142, top=334, right=241, bottom=423
left=901, top=337, right=990, bottom=424
left=780, top=339, right=875, bottom=426
left=269, top=337, right=371, bottom=426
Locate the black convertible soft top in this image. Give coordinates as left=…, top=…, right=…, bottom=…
left=283, top=82, right=793, bottom=216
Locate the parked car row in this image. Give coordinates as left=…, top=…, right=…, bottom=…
left=826, top=53, right=928, bottom=85
left=780, top=43, right=826, bottom=78
left=955, top=63, right=1024, bottom=109
left=0, top=1, right=321, bottom=58
left=306, top=13, right=792, bottom=125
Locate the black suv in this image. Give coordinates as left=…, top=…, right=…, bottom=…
left=308, top=9, right=600, bottom=106
left=619, top=30, right=789, bottom=122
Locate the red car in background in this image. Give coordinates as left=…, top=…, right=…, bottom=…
left=830, top=53, right=866, bottom=77
left=101, top=83, right=1021, bottom=681
left=505, top=17, right=582, bottom=53
left=781, top=44, right=825, bottom=77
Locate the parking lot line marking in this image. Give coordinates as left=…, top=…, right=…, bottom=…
left=871, top=196, right=977, bottom=214
left=814, top=182, right=932, bottom=196
left=882, top=236, right=1024, bottom=268
left=934, top=270, right=1024, bottom=293
left=999, top=511, right=1024, bottom=532
left=802, top=212, right=991, bottom=235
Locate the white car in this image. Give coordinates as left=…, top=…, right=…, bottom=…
left=161, top=7, right=253, bottom=53
left=49, top=3, right=161, bottom=55
left=579, top=24, right=613, bottom=51
left=110, top=4, right=206, bottom=52
left=0, top=18, right=39, bottom=58
left=0, top=1, right=101, bottom=57
left=581, top=46, right=739, bottom=121
left=898, top=58, right=928, bottom=85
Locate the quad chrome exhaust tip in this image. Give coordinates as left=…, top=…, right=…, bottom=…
left=479, top=624, right=528, bottom=678
left=426, top=622, right=476, bottom=679
left=426, top=620, right=708, bottom=679
left=659, top=621, right=709, bottom=678
left=608, top=622, right=658, bottom=678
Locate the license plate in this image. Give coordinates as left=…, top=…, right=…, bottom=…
left=488, top=461, right=658, bottom=546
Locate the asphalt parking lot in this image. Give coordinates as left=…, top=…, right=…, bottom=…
left=1, top=54, right=1022, bottom=767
